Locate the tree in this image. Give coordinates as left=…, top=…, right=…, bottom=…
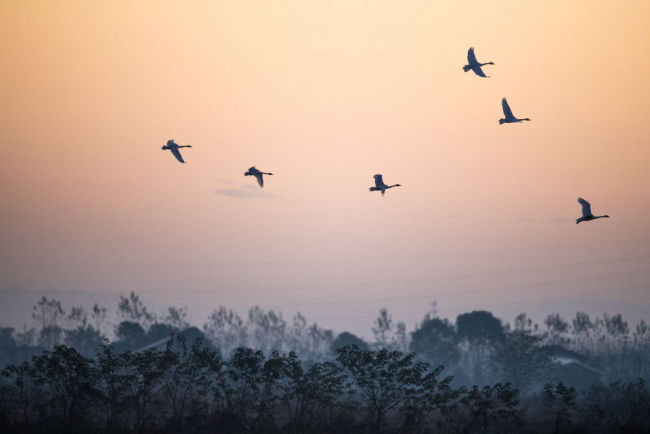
left=581, top=379, right=650, bottom=433
left=544, top=313, right=569, bottom=345
left=30, top=345, right=99, bottom=424
left=122, top=348, right=176, bottom=432
left=0, top=328, right=17, bottom=368
left=224, top=347, right=278, bottom=431
left=91, top=304, right=107, bottom=334
left=410, top=316, right=459, bottom=369
left=457, top=383, right=520, bottom=433
left=246, top=306, right=287, bottom=353
left=372, top=308, right=408, bottom=351
left=160, top=333, right=223, bottom=429
left=492, top=331, right=551, bottom=392
left=146, top=323, right=177, bottom=343
left=456, top=311, right=504, bottom=384
left=114, top=321, right=146, bottom=352
left=543, top=382, right=577, bottom=434
left=96, top=344, right=131, bottom=431
left=514, top=312, right=537, bottom=334
left=336, top=346, right=437, bottom=432
left=64, top=325, right=104, bottom=357
left=286, top=312, right=334, bottom=360
left=203, top=306, right=246, bottom=356
left=32, top=297, right=65, bottom=348
left=2, top=361, right=39, bottom=424
left=331, top=331, right=369, bottom=352
left=457, top=311, right=504, bottom=343
left=164, top=306, right=189, bottom=330
left=117, top=292, right=155, bottom=328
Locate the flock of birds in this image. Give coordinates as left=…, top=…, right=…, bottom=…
left=161, top=47, right=609, bottom=225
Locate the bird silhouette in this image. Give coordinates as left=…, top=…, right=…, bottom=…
left=576, top=197, right=610, bottom=224
left=369, top=174, right=401, bottom=196
left=162, top=139, right=192, bottom=163
left=244, top=166, right=273, bottom=188
left=463, top=47, right=494, bottom=78
left=499, top=98, right=531, bottom=124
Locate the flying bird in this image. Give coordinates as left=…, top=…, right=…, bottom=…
left=463, top=47, right=494, bottom=78
left=244, top=166, right=273, bottom=188
left=499, top=98, right=531, bottom=124
left=162, top=139, right=192, bottom=163
left=576, top=197, right=610, bottom=224
left=369, top=174, right=401, bottom=196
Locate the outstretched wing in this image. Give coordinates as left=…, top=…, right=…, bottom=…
left=467, top=47, right=478, bottom=65
left=169, top=147, right=185, bottom=163
left=254, top=173, right=264, bottom=188
left=472, top=65, right=487, bottom=77
left=578, top=197, right=592, bottom=217
left=502, top=98, right=515, bottom=119
left=373, top=174, right=384, bottom=188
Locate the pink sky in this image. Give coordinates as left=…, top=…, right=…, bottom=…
left=1, top=1, right=649, bottom=334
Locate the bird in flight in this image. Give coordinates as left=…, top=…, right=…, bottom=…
left=463, top=47, right=494, bottom=78
left=162, top=139, right=192, bottom=163
left=244, top=166, right=273, bottom=188
left=499, top=98, right=531, bottom=124
left=369, top=174, right=401, bottom=196
left=576, top=197, right=610, bottom=224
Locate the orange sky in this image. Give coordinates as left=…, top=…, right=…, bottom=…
left=1, top=1, right=649, bottom=333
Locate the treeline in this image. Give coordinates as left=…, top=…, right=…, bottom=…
left=2, top=338, right=650, bottom=433
left=1, top=293, right=650, bottom=395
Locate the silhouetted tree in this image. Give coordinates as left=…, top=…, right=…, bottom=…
left=543, top=381, right=577, bottom=434
left=2, top=361, right=38, bottom=424
left=203, top=306, right=247, bottom=356
left=372, top=308, right=408, bottom=351
left=492, top=331, right=552, bottom=392
left=30, top=345, right=99, bottom=426
left=123, top=348, right=176, bottom=432
left=96, top=344, right=131, bottom=431
left=410, top=315, right=459, bottom=369
left=456, top=311, right=504, bottom=384
left=114, top=321, right=146, bottom=352
left=32, top=297, right=65, bottom=348
left=544, top=313, right=569, bottom=346
left=514, top=312, right=538, bottom=334
left=457, top=383, right=520, bottom=433
left=117, top=292, right=156, bottom=328
left=224, top=347, right=278, bottom=431
left=581, top=379, right=650, bottom=432
left=336, top=345, right=442, bottom=432
left=160, top=333, right=223, bottom=429
left=331, top=332, right=369, bottom=352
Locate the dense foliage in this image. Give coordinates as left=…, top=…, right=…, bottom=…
left=0, top=294, right=648, bottom=432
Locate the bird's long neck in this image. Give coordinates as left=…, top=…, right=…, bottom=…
left=594, top=215, right=609, bottom=219
left=520, top=118, right=531, bottom=122
left=387, top=184, right=399, bottom=189
left=481, top=62, right=494, bottom=66
left=178, top=145, right=191, bottom=148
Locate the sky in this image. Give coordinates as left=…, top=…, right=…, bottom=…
left=1, top=0, right=649, bottom=337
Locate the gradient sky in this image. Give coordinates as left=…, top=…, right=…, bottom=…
left=1, top=1, right=649, bottom=336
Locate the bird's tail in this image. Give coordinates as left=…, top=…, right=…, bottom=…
left=369, top=187, right=377, bottom=192
left=462, top=65, right=471, bottom=72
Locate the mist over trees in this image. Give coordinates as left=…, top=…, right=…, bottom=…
left=0, top=293, right=649, bottom=432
